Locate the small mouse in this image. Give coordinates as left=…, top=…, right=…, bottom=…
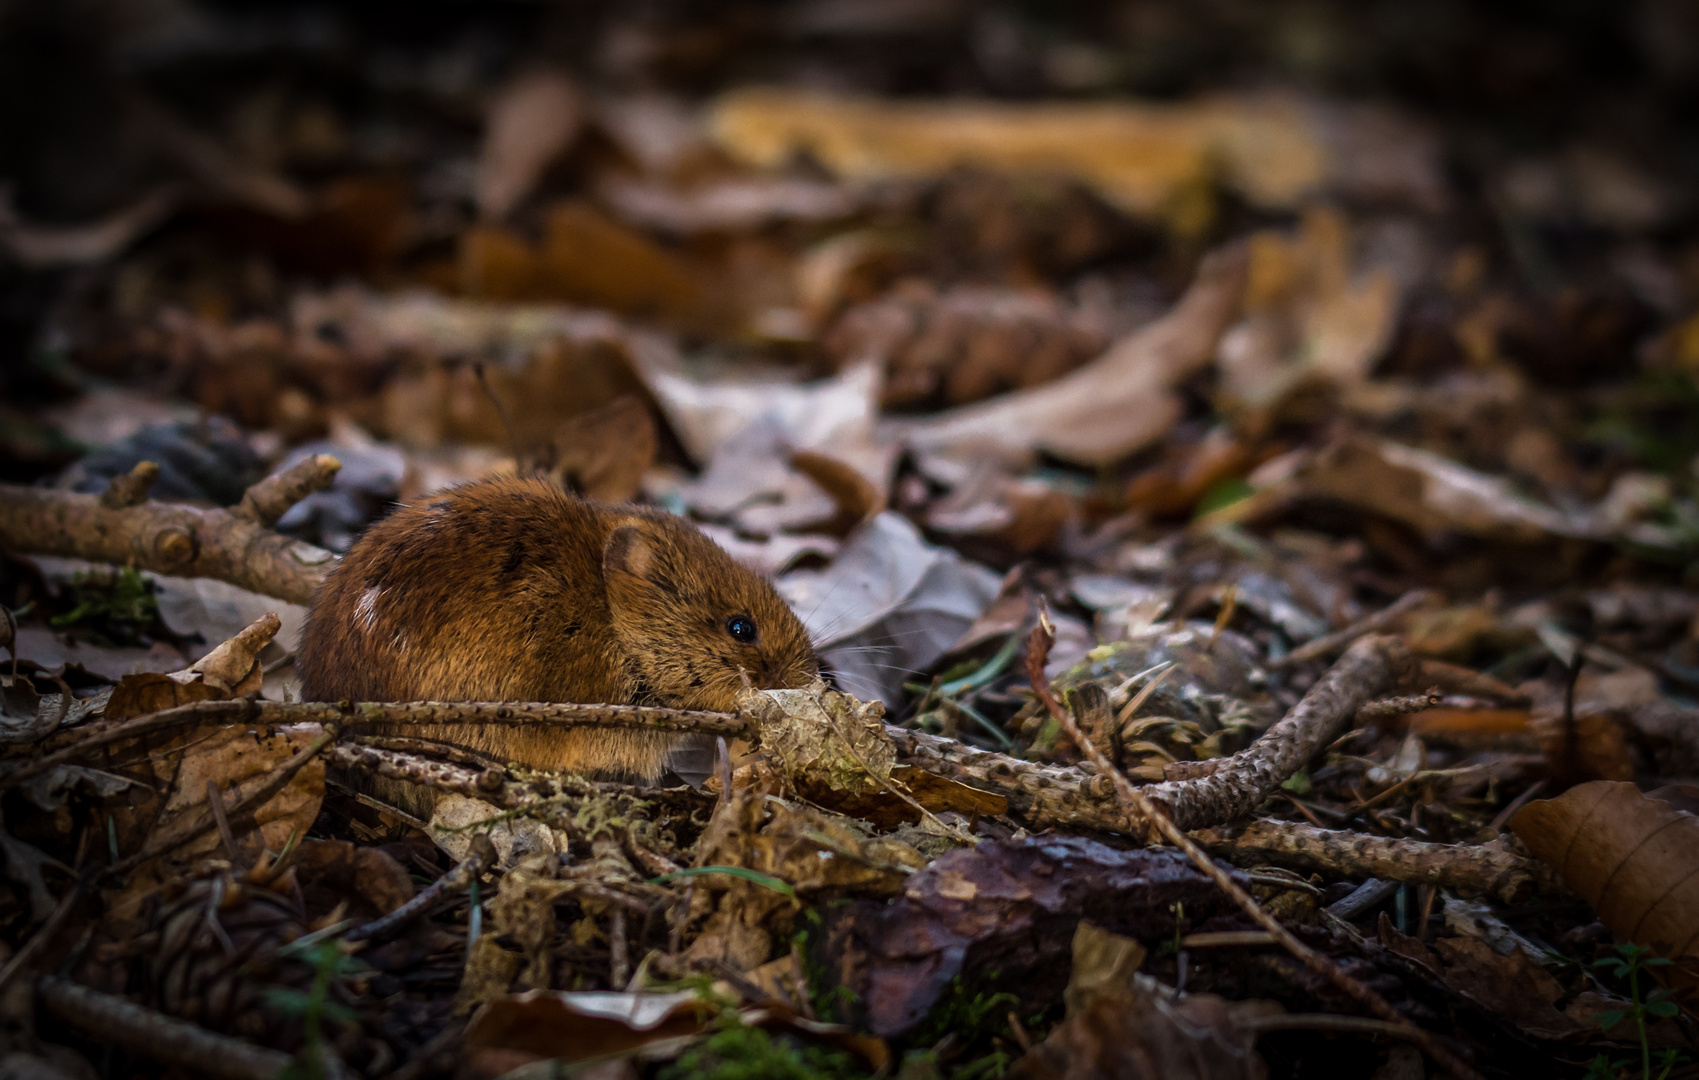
left=296, top=475, right=818, bottom=794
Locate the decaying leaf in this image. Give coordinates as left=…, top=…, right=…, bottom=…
left=1377, top=918, right=1590, bottom=1041
left=1510, top=781, right=1699, bottom=991
left=896, top=244, right=1246, bottom=467
left=1229, top=435, right=1638, bottom=545
left=528, top=394, right=657, bottom=504
left=777, top=511, right=1001, bottom=705
left=740, top=679, right=894, bottom=797
left=105, top=611, right=279, bottom=720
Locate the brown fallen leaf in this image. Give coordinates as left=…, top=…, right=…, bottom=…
left=818, top=836, right=1234, bottom=1037
left=823, top=282, right=1108, bottom=409
left=1376, top=918, right=1590, bottom=1040
left=459, top=202, right=707, bottom=326
left=528, top=395, right=658, bottom=504
left=105, top=611, right=279, bottom=720
left=291, top=839, right=415, bottom=921
left=1510, top=781, right=1699, bottom=994
left=465, top=989, right=706, bottom=1066
left=896, top=243, right=1246, bottom=467
left=475, top=68, right=583, bottom=220
left=1215, top=207, right=1406, bottom=430
left=1010, top=974, right=1274, bottom=1080
left=788, top=448, right=886, bottom=536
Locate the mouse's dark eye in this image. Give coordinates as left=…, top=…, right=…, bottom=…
left=725, top=615, right=757, bottom=644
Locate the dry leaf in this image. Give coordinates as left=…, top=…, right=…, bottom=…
left=529, top=395, right=658, bottom=503
left=741, top=679, right=894, bottom=797
left=105, top=612, right=279, bottom=720
left=1510, top=781, right=1699, bottom=992
left=896, top=244, right=1245, bottom=468
left=1011, top=976, right=1274, bottom=1080
left=1215, top=208, right=1408, bottom=428
left=1231, top=435, right=1619, bottom=544
left=460, top=202, right=707, bottom=325
left=777, top=512, right=1000, bottom=705
left=465, top=989, right=705, bottom=1064
left=710, top=89, right=1442, bottom=220
left=823, top=282, right=1108, bottom=408
left=475, top=69, right=583, bottom=220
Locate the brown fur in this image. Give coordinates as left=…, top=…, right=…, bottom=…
left=296, top=476, right=817, bottom=788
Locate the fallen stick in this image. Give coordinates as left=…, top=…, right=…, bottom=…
left=38, top=975, right=295, bottom=1080
left=347, top=833, right=497, bottom=943
left=0, top=455, right=342, bottom=607
left=1145, top=634, right=1417, bottom=828
left=1276, top=589, right=1432, bottom=667
left=1193, top=820, right=1560, bottom=905
left=6, top=699, right=749, bottom=788
left=1022, top=614, right=1484, bottom=1080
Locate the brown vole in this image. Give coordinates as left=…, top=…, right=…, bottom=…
left=296, top=476, right=817, bottom=788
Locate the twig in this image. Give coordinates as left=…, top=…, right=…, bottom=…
left=0, top=475, right=337, bottom=606
left=1243, top=1012, right=1467, bottom=1047
left=1195, top=820, right=1556, bottom=905
left=1023, top=615, right=1484, bottom=1080
left=0, top=876, right=85, bottom=995
left=1145, top=635, right=1416, bottom=829
left=38, top=975, right=295, bottom=1080
left=99, top=461, right=159, bottom=509
left=8, top=698, right=748, bottom=788
left=1355, top=688, right=1443, bottom=725
left=233, top=454, right=342, bottom=527
left=1277, top=590, right=1433, bottom=667
left=347, top=834, right=496, bottom=943
left=326, top=741, right=710, bottom=818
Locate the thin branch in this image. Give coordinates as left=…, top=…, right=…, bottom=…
left=0, top=877, right=86, bottom=995
left=8, top=698, right=747, bottom=788
left=347, top=833, right=496, bottom=943
left=233, top=454, right=341, bottom=527
left=0, top=480, right=336, bottom=606
left=1276, top=590, right=1433, bottom=667
left=1192, top=820, right=1559, bottom=905
left=1023, top=615, right=1484, bottom=1080
left=1146, top=634, right=1416, bottom=828
left=38, top=975, right=295, bottom=1080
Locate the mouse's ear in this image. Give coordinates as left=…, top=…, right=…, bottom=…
left=603, top=524, right=656, bottom=581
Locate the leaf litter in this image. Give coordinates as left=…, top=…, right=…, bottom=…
left=2, top=4, right=1699, bottom=1079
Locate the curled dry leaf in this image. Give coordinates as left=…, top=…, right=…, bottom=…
left=1229, top=434, right=1664, bottom=547
left=1510, top=781, right=1699, bottom=992
left=823, top=282, right=1109, bottom=409
left=105, top=611, right=279, bottom=720
left=465, top=989, right=705, bottom=1066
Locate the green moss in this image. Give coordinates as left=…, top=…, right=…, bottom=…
left=658, top=1017, right=864, bottom=1080
left=48, top=566, right=158, bottom=644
